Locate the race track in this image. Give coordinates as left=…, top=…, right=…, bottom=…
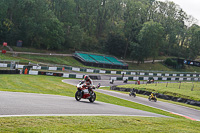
left=0, top=91, right=167, bottom=118
left=63, top=79, right=200, bottom=121
left=1, top=78, right=200, bottom=121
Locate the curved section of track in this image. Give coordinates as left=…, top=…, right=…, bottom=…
left=0, top=91, right=167, bottom=118
left=63, top=79, right=200, bottom=121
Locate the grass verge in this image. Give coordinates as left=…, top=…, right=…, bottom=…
left=0, top=116, right=200, bottom=133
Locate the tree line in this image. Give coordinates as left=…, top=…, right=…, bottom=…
left=0, top=0, right=200, bottom=62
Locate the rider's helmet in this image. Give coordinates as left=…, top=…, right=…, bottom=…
left=84, top=75, right=89, bottom=81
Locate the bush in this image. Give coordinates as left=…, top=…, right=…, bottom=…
left=165, top=58, right=178, bottom=68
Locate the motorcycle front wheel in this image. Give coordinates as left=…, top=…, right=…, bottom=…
left=154, top=98, right=157, bottom=102
left=75, top=91, right=82, bottom=101
left=89, top=92, right=96, bottom=103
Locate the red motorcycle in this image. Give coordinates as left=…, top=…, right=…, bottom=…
left=75, top=81, right=100, bottom=102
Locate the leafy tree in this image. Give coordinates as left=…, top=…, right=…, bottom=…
left=48, top=0, right=76, bottom=24
left=0, top=19, right=13, bottom=43
left=104, top=32, right=127, bottom=57
left=138, top=20, right=164, bottom=63
left=12, top=0, right=65, bottom=49
left=151, top=1, right=187, bottom=56
left=0, top=0, right=199, bottom=62
left=0, top=0, right=14, bottom=43
left=188, top=25, right=200, bottom=60
left=124, top=0, right=147, bottom=43
left=67, top=25, right=84, bottom=50
left=130, top=42, right=144, bottom=64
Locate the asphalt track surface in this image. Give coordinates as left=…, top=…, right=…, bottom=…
left=0, top=91, right=167, bottom=118
left=63, top=79, right=200, bottom=121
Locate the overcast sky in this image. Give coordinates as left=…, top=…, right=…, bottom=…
left=158, top=0, right=200, bottom=25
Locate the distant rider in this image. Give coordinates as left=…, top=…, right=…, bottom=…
left=132, top=88, right=135, bottom=93
left=131, top=88, right=136, bottom=96
left=150, top=92, right=156, bottom=98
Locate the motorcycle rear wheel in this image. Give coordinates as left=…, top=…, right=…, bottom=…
left=89, top=92, right=96, bottom=103
left=75, top=91, right=82, bottom=101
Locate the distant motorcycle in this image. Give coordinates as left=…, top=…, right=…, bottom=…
left=147, top=79, right=154, bottom=84
left=75, top=81, right=100, bottom=103
left=129, top=91, right=136, bottom=97
left=148, top=94, right=157, bottom=102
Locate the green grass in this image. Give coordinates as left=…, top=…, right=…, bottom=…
left=182, top=65, right=200, bottom=72
left=128, top=62, right=200, bottom=72
left=128, top=62, right=172, bottom=71
left=0, top=53, right=37, bottom=64
left=118, top=82, right=200, bottom=101
left=12, top=46, right=73, bottom=54
left=0, top=75, right=200, bottom=132
left=0, top=116, right=200, bottom=133
left=1, top=53, right=84, bottom=66
left=12, top=46, right=53, bottom=53
left=18, top=54, right=84, bottom=67
left=0, top=75, right=76, bottom=96
left=0, top=53, right=20, bottom=61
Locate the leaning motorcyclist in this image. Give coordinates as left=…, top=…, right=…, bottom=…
left=130, top=88, right=136, bottom=96
left=82, top=75, right=94, bottom=94
left=150, top=92, right=156, bottom=98
left=131, top=88, right=136, bottom=93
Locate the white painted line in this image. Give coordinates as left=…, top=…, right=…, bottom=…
left=0, top=114, right=164, bottom=118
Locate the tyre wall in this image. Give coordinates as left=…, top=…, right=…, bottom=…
left=0, top=69, right=20, bottom=74
left=110, top=86, right=200, bottom=107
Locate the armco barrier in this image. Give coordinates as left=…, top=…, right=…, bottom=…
left=28, top=70, right=101, bottom=80
left=110, top=76, right=200, bottom=81
left=1, top=63, right=200, bottom=78
left=33, top=65, right=200, bottom=78
left=111, top=86, right=200, bottom=107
